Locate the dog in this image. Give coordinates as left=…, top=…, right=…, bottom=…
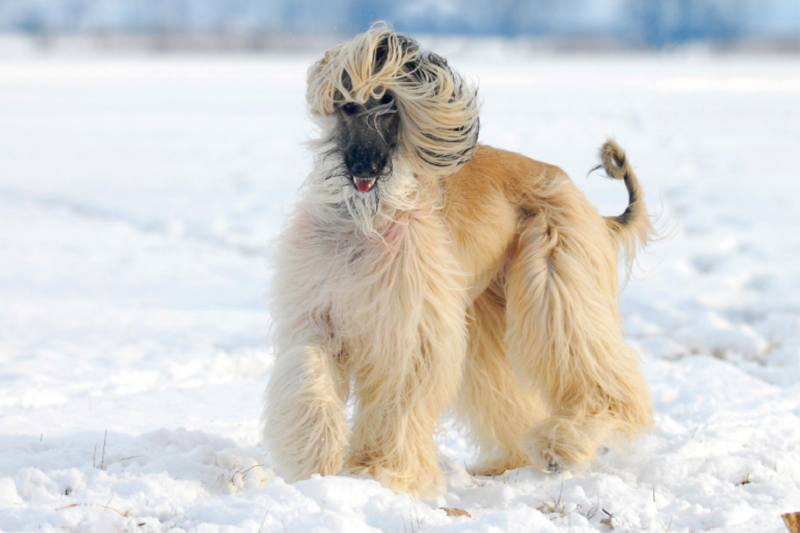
left=262, top=25, right=654, bottom=496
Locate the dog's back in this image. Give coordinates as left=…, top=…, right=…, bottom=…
left=440, top=143, right=651, bottom=302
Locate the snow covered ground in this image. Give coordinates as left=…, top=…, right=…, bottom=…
left=0, top=48, right=799, bottom=532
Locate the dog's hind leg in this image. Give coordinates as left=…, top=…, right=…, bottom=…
left=455, top=279, right=546, bottom=476
left=505, top=175, right=652, bottom=473
left=263, top=343, right=350, bottom=482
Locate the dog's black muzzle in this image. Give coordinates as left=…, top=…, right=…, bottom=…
left=344, top=141, right=389, bottom=193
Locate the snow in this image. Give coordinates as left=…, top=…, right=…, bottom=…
left=1, top=51, right=799, bottom=532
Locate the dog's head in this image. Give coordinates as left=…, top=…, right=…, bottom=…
left=307, top=24, right=480, bottom=194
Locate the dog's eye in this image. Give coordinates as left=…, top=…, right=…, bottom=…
left=379, top=93, right=394, bottom=106
left=341, top=103, right=358, bottom=115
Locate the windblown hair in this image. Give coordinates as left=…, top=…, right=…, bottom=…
left=307, top=24, right=480, bottom=178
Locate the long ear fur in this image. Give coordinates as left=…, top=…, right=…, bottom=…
left=307, top=23, right=481, bottom=178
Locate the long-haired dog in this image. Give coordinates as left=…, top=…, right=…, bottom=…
left=263, top=25, right=654, bottom=496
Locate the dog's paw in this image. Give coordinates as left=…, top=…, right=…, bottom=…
left=469, top=454, right=531, bottom=477
left=521, top=416, right=601, bottom=473
left=347, top=455, right=443, bottom=497
left=546, top=457, right=562, bottom=474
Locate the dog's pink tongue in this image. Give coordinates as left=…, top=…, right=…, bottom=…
left=355, top=178, right=375, bottom=193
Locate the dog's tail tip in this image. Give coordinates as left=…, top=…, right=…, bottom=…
left=598, top=139, right=628, bottom=180
left=596, top=138, right=654, bottom=267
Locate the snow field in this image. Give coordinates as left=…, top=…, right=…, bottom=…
left=0, top=50, right=799, bottom=532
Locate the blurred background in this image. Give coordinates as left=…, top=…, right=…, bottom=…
left=0, top=0, right=797, bottom=53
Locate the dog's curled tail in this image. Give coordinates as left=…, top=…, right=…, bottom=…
left=596, top=139, right=654, bottom=269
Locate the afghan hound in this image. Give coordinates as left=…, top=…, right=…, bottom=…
left=262, top=25, right=654, bottom=496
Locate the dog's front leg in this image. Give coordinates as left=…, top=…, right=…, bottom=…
left=347, top=316, right=465, bottom=497
left=347, top=325, right=466, bottom=497
left=345, top=216, right=467, bottom=496
left=263, top=342, right=350, bottom=482
left=347, top=372, right=447, bottom=496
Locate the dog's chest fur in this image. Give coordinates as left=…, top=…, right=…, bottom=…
left=286, top=194, right=466, bottom=358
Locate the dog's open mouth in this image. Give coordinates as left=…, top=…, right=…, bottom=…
left=354, top=178, right=376, bottom=193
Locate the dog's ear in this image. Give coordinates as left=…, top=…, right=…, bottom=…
left=392, top=46, right=481, bottom=178
left=307, top=50, right=341, bottom=117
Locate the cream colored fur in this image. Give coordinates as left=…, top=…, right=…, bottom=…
left=263, top=26, right=654, bottom=497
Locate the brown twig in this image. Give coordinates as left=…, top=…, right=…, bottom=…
left=100, top=430, right=108, bottom=470
left=257, top=503, right=273, bottom=533
left=55, top=503, right=127, bottom=517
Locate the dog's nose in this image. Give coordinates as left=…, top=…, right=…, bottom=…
left=346, top=145, right=387, bottom=178
left=350, top=159, right=379, bottom=177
